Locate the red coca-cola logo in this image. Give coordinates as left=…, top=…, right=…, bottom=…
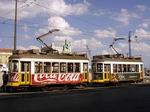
left=32, top=73, right=82, bottom=84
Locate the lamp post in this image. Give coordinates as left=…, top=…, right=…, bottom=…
left=128, top=31, right=132, bottom=57
left=13, top=0, right=17, bottom=52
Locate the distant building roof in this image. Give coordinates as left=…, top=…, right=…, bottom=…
left=0, top=48, right=12, bottom=53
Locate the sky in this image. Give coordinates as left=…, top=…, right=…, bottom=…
left=0, top=0, right=150, bottom=68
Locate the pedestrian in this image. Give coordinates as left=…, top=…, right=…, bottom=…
left=2, top=71, right=8, bottom=91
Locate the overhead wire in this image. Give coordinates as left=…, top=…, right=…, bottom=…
left=2, top=1, right=150, bottom=40
left=0, top=0, right=35, bottom=23
left=0, top=0, right=105, bottom=38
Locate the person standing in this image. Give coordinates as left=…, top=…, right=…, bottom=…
left=0, top=64, right=3, bottom=88
left=2, top=71, right=8, bottom=91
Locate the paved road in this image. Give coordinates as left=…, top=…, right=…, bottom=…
left=0, top=85, right=150, bottom=112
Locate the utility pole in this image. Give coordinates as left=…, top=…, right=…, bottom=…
left=128, top=31, right=132, bottom=57
left=13, top=0, right=17, bottom=51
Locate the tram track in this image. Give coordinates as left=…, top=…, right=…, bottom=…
left=0, top=82, right=150, bottom=97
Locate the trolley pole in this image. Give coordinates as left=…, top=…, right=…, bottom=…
left=128, top=31, right=132, bottom=57
left=13, top=0, right=17, bottom=51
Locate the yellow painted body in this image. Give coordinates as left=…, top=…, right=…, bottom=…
left=7, top=72, right=31, bottom=87
left=91, top=72, right=110, bottom=83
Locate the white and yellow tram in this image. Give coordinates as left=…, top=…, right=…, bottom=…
left=91, top=54, right=144, bottom=84
left=7, top=49, right=89, bottom=89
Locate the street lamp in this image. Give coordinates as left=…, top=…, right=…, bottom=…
left=128, top=31, right=138, bottom=57
left=13, top=0, right=17, bottom=52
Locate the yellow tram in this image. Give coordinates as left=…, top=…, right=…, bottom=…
left=91, top=54, right=144, bottom=84
left=6, top=49, right=89, bottom=90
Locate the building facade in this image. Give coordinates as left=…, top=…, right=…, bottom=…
left=0, top=48, right=12, bottom=87
left=0, top=48, right=12, bottom=65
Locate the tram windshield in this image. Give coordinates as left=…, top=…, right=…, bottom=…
left=97, top=63, right=103, bottom=72
left=10, top=60, right=18, bottom=72
left=92, top=63, right=103, bottom=73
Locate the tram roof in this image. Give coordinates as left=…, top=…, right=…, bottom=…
left=9, top=49, right=89, bottom=60
left=92, top=54, right=143, bottom=62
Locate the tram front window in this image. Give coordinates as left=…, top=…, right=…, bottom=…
left=97, top=63, right=103, bottom=72
left=12, top=60, right=18, bottom=72
left=92, top=63, right=96, bottom=72
left=140, top=64, right=144, bottom=72
left=135, top=64, right=139, bottom=72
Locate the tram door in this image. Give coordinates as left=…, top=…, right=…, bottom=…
left=83, top=63, right=89, bottom=82
left=20, top=61, right=31, bottom=85
left=104, top=64, right=111, bottom=81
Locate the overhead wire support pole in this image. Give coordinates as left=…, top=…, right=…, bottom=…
left=14, top=0, right=17, bottom=51
left=128, top=31, right=132, bottom=57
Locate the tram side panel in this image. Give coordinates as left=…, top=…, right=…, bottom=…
left=7, top=59, right=90, bottom=88
left=110, top=63, right=144, bottom=83
left=91, top=60, right=144, bottom=85
left=30, top=61, right=89, bottom=86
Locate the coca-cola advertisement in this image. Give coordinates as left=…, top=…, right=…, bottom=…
left=32, top=73, right=83, bottom=85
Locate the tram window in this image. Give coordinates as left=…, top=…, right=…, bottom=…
left=60, top=63, right=66, bottom=73
left=131, top=65, right=136, bottom=72
left=52, top=62, right=59, bottom=73
left=35, top=62, right=43, bottom=73
left=113, top=64, right=117, bottom=72
left=68, top=63, right=73, bottom=73
left=97, top=63, right=103, bottom=72
left=135, top=65, right=139, bottom=72
left=21, top=62, right=30, bottom=72
left=92, top=63, right=96, bottom=72
left=123, top=64, right=127, bottom=72
left=21, top=74, right=25, bottom=82
left=83, top=63, right=88, bottom=72
left=127, top=64, right=131, bottom=72
left=75, top=63, right=80, bottom=73
left=12, top=60, right=18, bottom=72
left=118, top=64, right=122, bottom=72
left=140, top=64, right=143, bottom=72
left=9, top=60, right=11, bottom=72
left=104, top=64, right=110, bottom=72
left=44, top=62, right=51, bottom=73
